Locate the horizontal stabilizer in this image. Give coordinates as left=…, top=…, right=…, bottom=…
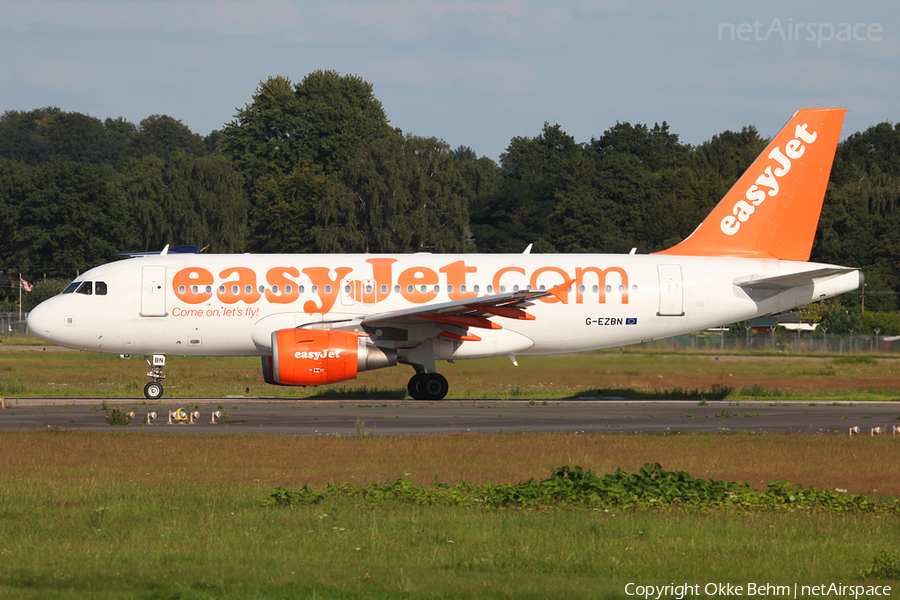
left=734, top=268, right=858, bottom=291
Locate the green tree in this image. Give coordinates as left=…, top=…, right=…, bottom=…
left=549, top=185, right=609, bottom=253
left=691, top=125, right=767, bottom=183
left=34, top=111, right=110, bottom=165
left=820, top=303, right=862, bottom=334
left=133, top=114, right=207, bottom=159
left=593, top=121, right=690, bottom=172
left=3, top=160, right=135, bottom=277
left=0, top=159, right=29, bottom=304
left=452, top=145, right=500, bottom=199
left=858, top=271, right=898, bottom=313
left=833, top=121, right=900, bottom=182
left=219, top=71, right=393, bottom=209
left=471, top=123, right=586, bottom=252
left=643, top=167, right=726, bottom=251
left=0, top=107, right=59, bottom=165
left=588, top=152, right=659, bottom=253
left=249, top=160, right=325, bottom=253
left=119, top=152, right=246, bottom=252
left=815, top=122, right=900, bottom=310
left=860, top=311, right=900, bottom=336
left=317, top=135, right=469, bottom=253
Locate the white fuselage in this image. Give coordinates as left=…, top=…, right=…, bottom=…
left=28, top=253, right=861, bottom=360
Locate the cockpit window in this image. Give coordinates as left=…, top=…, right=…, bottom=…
left=75, top=281, right=93, bottom=295
left=62, top=282, right=80, bottom=294
left=95, top=281, right=107, bottom=295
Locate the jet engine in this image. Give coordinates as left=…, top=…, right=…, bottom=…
left=262, top=328, right=396, bottom=386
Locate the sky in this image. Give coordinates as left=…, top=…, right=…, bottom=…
left=1, top=0, right=898, bottom=162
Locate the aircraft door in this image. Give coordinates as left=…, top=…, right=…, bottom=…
left=340, top=279, right=377, bottom=306
left=657, top=264, right=684, bottom=316
left=141, top=265, right=167, bottom=317
left=361, top=279, right=377, bottom=305
left=340, top=279, right=356, bottom=306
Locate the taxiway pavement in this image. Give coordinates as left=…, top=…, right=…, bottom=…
left=2, top=397, right=898, bottom=436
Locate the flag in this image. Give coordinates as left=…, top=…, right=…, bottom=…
left=19, top=279, right=33, bottom=292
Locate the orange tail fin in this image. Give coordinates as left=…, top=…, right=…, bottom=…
left=654, top=108, right=845, bottom=261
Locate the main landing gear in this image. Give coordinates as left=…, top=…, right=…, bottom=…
left=407, top=372, right=449, bottom=401
left=144, top=354, right=166, bottom=400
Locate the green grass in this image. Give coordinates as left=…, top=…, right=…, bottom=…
left=2, top=431, right=900, bottom=598
left=1, top=473, right=897, bottom=598
left=2, top=349, right=899, bottom=401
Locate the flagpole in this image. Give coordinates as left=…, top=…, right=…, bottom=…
left=18, top=273, right=22, bottom=325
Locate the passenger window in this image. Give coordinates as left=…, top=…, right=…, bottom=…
left=76, top=281, right=93, bottom=295
left=95, top=281, right=107, bottom=295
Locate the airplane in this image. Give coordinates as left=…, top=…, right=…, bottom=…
left=27, top=108, right=862, bottom=401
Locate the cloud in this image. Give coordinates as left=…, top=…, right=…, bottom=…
left=368, top=56, right=539, bottom=96
left=0, top=0, right=305, bottom=35
left=325, top=0, right=579, bottom=48
left=14, top=58, right=107, bottom=95
left=687, top=57, right=899, bottom=97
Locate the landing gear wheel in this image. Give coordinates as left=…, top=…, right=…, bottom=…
left=144, top=381, right=164, bottom=400
left=409, top=373, right=448, bottom=401
left=407, top=373, right=426, bottom=399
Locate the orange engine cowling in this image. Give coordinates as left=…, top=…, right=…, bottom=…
left=263, top=328, right=396, bottom=386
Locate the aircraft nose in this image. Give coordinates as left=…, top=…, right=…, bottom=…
left=27, top=299, right=56, bottom=342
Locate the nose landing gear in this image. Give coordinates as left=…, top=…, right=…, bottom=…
left=144, top=354, right=166, bottom=400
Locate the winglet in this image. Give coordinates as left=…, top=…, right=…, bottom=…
left=547, top=279, right=576, bottom=303
left=654, top=108, right=845, bottom=261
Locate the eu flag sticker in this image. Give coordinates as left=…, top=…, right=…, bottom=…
left=625, top=318, right=638, bottom=325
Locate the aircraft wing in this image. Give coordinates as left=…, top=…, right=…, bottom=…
left=734, top=268, right=857, bottom=291
left=358, top=280, right=572, bottom=340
